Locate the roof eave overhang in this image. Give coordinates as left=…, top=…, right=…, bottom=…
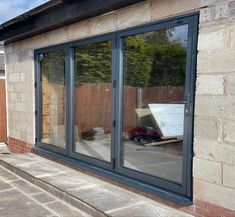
left=0, top=0, right=145, bottom=45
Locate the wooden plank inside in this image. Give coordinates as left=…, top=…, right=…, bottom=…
left=143, top=138, right=182, bottom=147
left=0, top=79, right=7, bottom=142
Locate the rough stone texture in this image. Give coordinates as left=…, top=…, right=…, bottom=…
left=4, top=0, right=235, bottom=215
left=194, top=138, right=235, bottom=165
left=5, top=48, right=35, bottom=145
left=67, top=21, right=90, bottom=40
left=226, top=73, right=235, bottom=95
left=224, top=121, right=235, bottom=143
left=151, top=0, right=199, bottom=20
left=117, top=1, right=151, bottom=28
left=200, top=2, right=229, bottom=23
left=193, top=158, right=222, bottom=184
left=194, top=118, right=218, bottom=140
left=90, top=13, right=117, bottom=35
left=193, top=0, right=235, bottom=213
left=196, top=75, right=224, bottom=95
left=194, top=178, right=235, bottom=211
left=223, top=164, right=235, bottom=188
left=197, top=27, right=229, bottom=51
left=48, top=27, right=68, bottom=45
left=194, top=96, right=225, bottom=118
left=197, top=49, right=235, bottom=73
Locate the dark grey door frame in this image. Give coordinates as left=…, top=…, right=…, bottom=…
left=68, top=34, right=117, bottom=170
left=35, top=45, right=69, bottom=156
left=114, top=14, right=198, bottom=197
left=34, top=12, right=198, bottom=198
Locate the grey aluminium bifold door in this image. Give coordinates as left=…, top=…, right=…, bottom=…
left=69, top=34, right=116, bottom=170
left=35, top=46, right=69, bottom=155
left=115, top=15, right=197, bottom=197
left=35, top=13, right=198, bottom=198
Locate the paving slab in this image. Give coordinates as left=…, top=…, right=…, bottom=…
left=41, top=172, right=96, bottom=191
left=0, top=179, right=12, bottom=191
left=0, top=152, right=47, bottom=165
left=32, top=192, right=55, bottom=204
left=11, top=179, right=42, bottom=194
left=0, top=189, right=51, bottom=217
left=0, top=166, right=19, bottom=181
left=69, top=184, right=140, bottom=212
left=46, top=201, right=90, bottom=217
left=0, top=165, right=91, bottom=217
left=107, top=201, right=190, bottom=217
left=0, top=152, right=193, bottom=217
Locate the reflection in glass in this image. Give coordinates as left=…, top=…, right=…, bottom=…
left=122, top=25, right=188, bottom=183
left=74, top=41, right=112, bottom=162
left=40, top=50, right=66, bottom=148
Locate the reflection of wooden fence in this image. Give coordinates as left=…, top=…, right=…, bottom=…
left=74, top=83, right=112, bottom=134
left=0, top=79, right=7, bottom=142
left=47, top=83, right=184, bottom=134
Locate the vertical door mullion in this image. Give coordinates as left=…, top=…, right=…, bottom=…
left=115, top=34, right=124, bottom=170
left=111, top=36, right=117, bottom=168
left=35, top=54, right=41, bottom=144
left=66, top=46, right=74, bottom=156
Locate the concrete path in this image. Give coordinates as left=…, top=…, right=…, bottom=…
left=0, top=152, right=193, bottom=217
left=0, top=165, right=90, bottom=217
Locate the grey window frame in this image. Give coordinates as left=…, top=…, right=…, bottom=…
left=35, top=12, right=198, bottom=200
left=115, top=15, right=198, bottom=197
left=69, top=34, right=117, bottom=170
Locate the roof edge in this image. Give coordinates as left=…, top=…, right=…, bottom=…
left=0, top=0, right=146, bottom=45
left=0, top=0, right=63, bottom=29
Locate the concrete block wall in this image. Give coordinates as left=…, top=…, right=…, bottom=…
left=4, top=0, right=235, bottom=215
left=5, top=50, right=35, bottom=150
left=192, top=0, right=235, bottom=215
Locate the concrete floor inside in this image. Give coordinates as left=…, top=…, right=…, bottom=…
left=75, top=138, right=182, bottom=183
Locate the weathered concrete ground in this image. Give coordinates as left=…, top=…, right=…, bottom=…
left=0, top=151, right=193, bottom=217
left=0, top=165, right=91, bottom=217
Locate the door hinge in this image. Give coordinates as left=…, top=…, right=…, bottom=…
left=34, top=82, right=37, bottom=88
left=113, top=120, right=116, bottom=127
left=35, top=110, right=38, bottom=116
left=35, top=137, right=38, bottom=143
left=113, top=80, right=116, bottom=88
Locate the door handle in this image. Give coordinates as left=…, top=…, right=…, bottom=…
left=185, top=93, right=191, bottom=116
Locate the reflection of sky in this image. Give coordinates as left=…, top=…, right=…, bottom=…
left=170, top=25, right=188, bottom=47
left=0, top=0, right=49, bottom=24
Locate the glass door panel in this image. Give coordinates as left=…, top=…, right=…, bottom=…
left=40, top=50, right=66, bottom=149
left=121, top=24, right=188, bottom=184
left=74, top=40, right=112, bottom=162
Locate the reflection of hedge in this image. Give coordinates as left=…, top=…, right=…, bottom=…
left=75, top=41, right=112, bottom=85
left=124, top=36, right=153, bottom=87
left=150, top=44, right=186, bottom=86
left=124, top=36, right=186, bottom=87
left=42, top=36, right=187, bottom=88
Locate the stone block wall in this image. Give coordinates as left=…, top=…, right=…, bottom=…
left=192, top=0, right=235, bottom=215
left=4, top=0, right=235, bottom=215
left=6, top=50, right=34, bottom=151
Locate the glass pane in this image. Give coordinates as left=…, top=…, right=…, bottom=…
left=40, top=50, right=66, bottom=148
left=74, top=40, right=112, bottom=162
left=122, top=25, right=188, bottom=183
